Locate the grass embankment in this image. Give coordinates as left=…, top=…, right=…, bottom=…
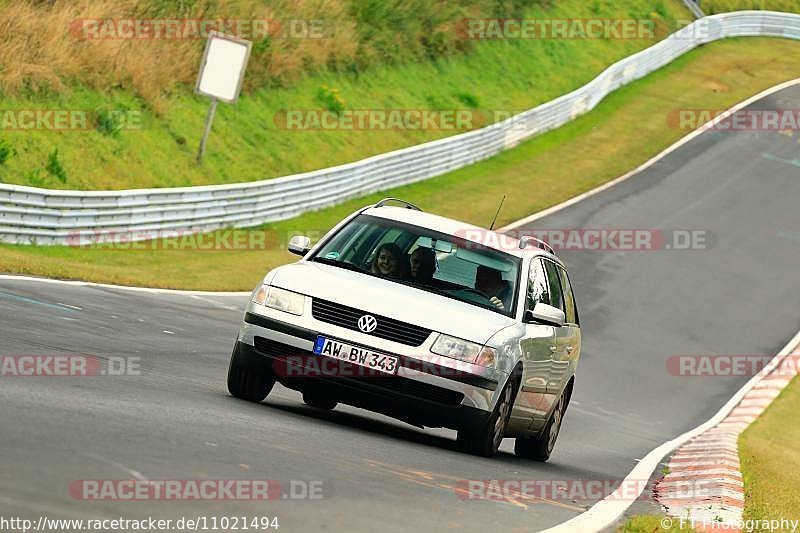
left=739, top=375, right=800, bottom=528
left=620, top=515, right=696, bottom=531
left=0, top=0, right=692, bottom=189
left=2, top=37, right=800, bottom=290
left=703, top=0, right=800, bottom=14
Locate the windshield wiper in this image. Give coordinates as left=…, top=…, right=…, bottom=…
left=396, top=279, right=453, bottom=299
left=311, top=257, right=369, bottom=274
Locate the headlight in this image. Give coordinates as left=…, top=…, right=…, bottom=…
left=431, top=334, right=496, bottom=367
left=251, top=285, right=304, bottom=316
left=251, top=284, right=268, bottom=305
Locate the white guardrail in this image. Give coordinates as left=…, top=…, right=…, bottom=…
left=2, top=11, right=799, bottom=245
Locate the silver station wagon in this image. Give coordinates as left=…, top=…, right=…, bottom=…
left=228, top=198, right=581, bottom=459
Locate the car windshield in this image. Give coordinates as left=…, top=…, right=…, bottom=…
left=310, top=214, right=521, bottom=317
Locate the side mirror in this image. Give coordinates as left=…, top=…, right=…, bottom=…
left=287, top=235, right=312, bottom=256
left=525, top=303, right=566, bottom=327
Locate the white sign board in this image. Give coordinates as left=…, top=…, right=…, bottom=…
left=195, top=32, right=251, bottom=104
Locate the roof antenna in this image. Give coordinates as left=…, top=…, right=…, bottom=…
left=489, top=195, right=506, bottom=231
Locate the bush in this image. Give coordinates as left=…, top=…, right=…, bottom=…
left=96, top=109, right=122, bottom=136
left=316, top=85, right=346, bottom=114
left=0, top=139, right=14, bottom=165
left=45, top=149, right=68, bottom=183
left=24, top=168, right=46, bottom=187
left=455, top=92, right=480, bottom=108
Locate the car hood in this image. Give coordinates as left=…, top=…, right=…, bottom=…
left=270, top=262, right=516, bottom=346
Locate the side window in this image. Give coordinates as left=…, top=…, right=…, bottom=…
left=558, top=267, right=579, bottom=326
left=542, top=260, right=565, bottom=313
left=526, top=259, right=550, bottom=312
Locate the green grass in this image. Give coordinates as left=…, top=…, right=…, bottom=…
left=739, top=375, right=800, bottom=526
left=703, top=0, right=800, bottom=14
left=2, top=37, right=800, bottom=290
left=620, top=514, right=697, bottom=531
left=0, top=0, right=693, bottom=190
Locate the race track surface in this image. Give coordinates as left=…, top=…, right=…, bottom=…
left=2, top=85, right=799, bottom=532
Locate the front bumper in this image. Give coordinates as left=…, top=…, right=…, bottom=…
left=238, top=309, right=507, bottom=430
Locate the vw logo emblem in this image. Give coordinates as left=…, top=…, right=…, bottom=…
left=357, top=315, right=378, bottom=333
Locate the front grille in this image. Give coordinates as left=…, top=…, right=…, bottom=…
left=252, top=337, right=463, bottom=406
left=311, top=298, right=432, bottom=346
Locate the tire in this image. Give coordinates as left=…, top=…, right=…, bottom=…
left=514, top=389, right=567, bottom=462
left=302, top=390, right=338, bottom=410
left=457, top=375, right=518, bottom=457
left=227, top=342, right=275, bottom=403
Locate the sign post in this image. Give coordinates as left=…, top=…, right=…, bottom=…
left=196, top=98, right=218, bottom=163
left=194, top=31, right=252, bottom=163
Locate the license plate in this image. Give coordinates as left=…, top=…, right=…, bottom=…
left=313, top=336, right=399, bottom=375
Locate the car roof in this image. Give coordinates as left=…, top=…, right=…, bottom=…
left=361, top=205, right=561, bottom=263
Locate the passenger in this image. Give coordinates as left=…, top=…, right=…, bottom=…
left=370, top=243, right=409, bottom=280
left=409, top=247, right=436, bottom=285
left=474, top=265, right=510, bottom=310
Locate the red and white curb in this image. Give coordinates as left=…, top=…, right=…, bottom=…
left=654, top=344, right=800, bottom=531
left=543, top=330, right=800, bottom=533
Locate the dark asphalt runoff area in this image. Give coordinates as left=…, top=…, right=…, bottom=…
left=1, top=85, right=799, bottom=533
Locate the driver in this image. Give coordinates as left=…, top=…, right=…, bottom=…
left=474, top=265, right=510, bottom=310
left=409, top=247, right=436, bottom=284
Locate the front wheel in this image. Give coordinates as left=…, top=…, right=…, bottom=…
left=302, top=390, right=338, bottom=410
left=457, top=376, right=518, bottom=457
left=514, top=390, right=566, bottom=462
left=227, top=342, right=275, bottom=403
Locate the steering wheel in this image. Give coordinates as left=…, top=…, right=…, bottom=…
left=451, top=287, right=493, bottom=302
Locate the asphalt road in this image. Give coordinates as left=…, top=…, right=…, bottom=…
left=1, top=85, right=799, bottom=533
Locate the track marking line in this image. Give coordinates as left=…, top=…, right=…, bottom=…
left=0, top=274, right=250, bottom=296
left=87, top=453, right=149, bottom=482
left=0, top=289, right=80, bottom=312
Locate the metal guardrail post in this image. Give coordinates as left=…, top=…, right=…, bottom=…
left=683, top=0, right=706, bottom=19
